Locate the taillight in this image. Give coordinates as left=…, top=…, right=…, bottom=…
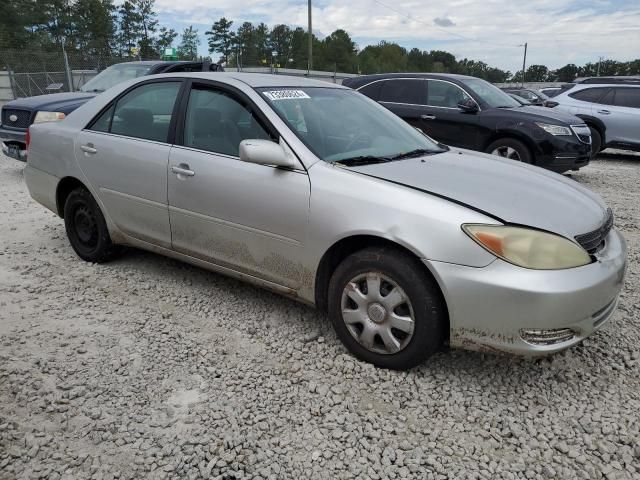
left=25, top=128, right=30, bottom=150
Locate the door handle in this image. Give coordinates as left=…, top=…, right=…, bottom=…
left=597, top=110, right=610, bottom=115
left=80, top=144, right=97, bottom=154
left=420, top=114, right=436, bottom=120
left=171, top=164, right=195, bottom=177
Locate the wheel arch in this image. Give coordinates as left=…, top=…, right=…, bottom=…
left=574, top=114, right=606, bottom=145
left=313, top=234, right=450, bottom=337
left=56, top=176, right=89, bottom=218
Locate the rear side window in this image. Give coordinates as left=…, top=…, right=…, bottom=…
left=426, top=80, right=471, bottom=108
left=379, top=79, right=425, bottom=105
left=88, top=82, right=181, bottom=143
left=569, top=87, right=610, bottom=104
left=358, top=82, right=382, bottom=100
left=614, top=88, right=640, bottom=108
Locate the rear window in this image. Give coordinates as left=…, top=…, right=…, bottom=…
left=614, top=88, right=640, bottom=108
left=358, top=82, right=382, bottom=100
left=378, top=79, right=425, bottom=105
left=569, top=87, right=610, bottom=103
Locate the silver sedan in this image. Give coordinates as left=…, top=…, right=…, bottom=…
left=24, top=72, right=627, bottom=370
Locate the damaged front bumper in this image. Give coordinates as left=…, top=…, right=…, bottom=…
left=425, top=228, right=627, bottom=356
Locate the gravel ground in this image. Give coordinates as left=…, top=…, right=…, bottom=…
left=0, top=151, right=639, bottom=480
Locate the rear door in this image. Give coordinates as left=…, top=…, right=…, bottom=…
left=167, top=81, right=310, bottom=288
left=75, top=80, right=183, bottom=248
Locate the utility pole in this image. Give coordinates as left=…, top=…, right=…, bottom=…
left=597, top=56, right=603, bottom=76
left=307, top=0, right=313, bottom=75
left=520, top=42, right=527, bottom=87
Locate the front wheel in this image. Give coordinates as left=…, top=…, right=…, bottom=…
left=327, top=247, right=447, bottom=370
left=486, top=138, right=533, bottom=164
left=63, top=187, right=121, bottom=263
left=588, top=126, right=602, bottom=157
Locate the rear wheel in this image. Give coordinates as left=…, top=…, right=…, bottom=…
left=486, top=138, right=533, bottom=164
left=327, top=247, right=447, bottom=370
left=588, top=126, right=602, bottom=157
left=63, top=187, right=121, bottom=263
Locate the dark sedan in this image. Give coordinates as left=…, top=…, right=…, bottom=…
left=342, top=73, right=593, bottom=173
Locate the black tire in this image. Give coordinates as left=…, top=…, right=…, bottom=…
left=588, top=126, right=602, bottom=157
left=486, top=138, right=533, bottom=164
left=63, top=187, right=121, bottom=263
left=327, top=247, right=447, bottom=370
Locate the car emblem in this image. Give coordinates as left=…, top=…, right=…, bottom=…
left=9, top=114, right=17, bottom=122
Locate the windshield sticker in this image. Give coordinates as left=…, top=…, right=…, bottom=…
left=263, top=90, right=311, bottom=101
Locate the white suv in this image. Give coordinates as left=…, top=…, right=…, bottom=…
left=552, top=83, right=640, bottom=154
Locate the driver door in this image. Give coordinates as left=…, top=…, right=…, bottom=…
left=167, top=83, right=311, bottom=288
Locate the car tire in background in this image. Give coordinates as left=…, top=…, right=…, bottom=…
left=486, top=138, right=533, bottom=164
left=63, top=187, right=122, bottom=263
left=588, top=127, right=602, bottom=157
left=327, top=247, right=447, bottom=370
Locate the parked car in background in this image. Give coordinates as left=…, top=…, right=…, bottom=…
left=1, top=60, right=223, bottom=161
left=501, top=87, right=552, bottom=106
left=551, top=82, right=640, bottom=154
left=573, top=76, right=640, bottom=85
left=23, top=72, right=626, bottom=369
left=540, top=87, right=564, bottom=97
left=343, top=73, right=592, bottom=172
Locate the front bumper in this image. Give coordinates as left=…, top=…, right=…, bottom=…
left=534, top=134, right=592, bottom=173
left=427, top=228, right=627, bottom=356
left=0, top=125, right=27, bottom=161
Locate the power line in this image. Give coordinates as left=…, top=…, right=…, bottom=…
left=369, top=0, right=521, bottom=49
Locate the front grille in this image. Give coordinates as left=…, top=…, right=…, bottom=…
left=575, top=208, right=613, bottom=254
left=520, top=328, right=576, bottom=345
left=1, top=108, right=31, bottom=129
left=571, top=124, right=592, bottom=144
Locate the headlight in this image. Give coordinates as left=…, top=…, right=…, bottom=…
left=33, top=111, right=66, bottom=123
left=535, top=122, right=572, bottom=136
left=462, top=224, right=591, bottom=270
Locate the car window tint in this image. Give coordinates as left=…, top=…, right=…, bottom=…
left=167, top=64, right=203, bottom=73
left=110, top=82, right=181, bottom=142
left=569, top=87, right=610, bottom=103
left=184, top=87, right=272, bottom=156
left=358, top=82, right=382, bottom=100
left=89, top=104, right=115, bottom=132
left=379, top=79, right=425, bottom=104
left=426, top=80, right=470, bottom=108
left=599, top=89, right=616, bottom=106
left=614, top=88, right=640, bottom=108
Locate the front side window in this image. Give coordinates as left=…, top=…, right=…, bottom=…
left=88, top=82, right=181, bottom=143
left=183, top=87, right=272, bottom=157
left=259, top=87, right=444, bottom=162
left=426, top=80, right=471, bottom=108
left=379, top=79, right=425, bottom=105
left=358, top=82, right=382, bottom=101
left=614, top=88, right=640, bottom=108
left=569, top=87, right=610, bottom=104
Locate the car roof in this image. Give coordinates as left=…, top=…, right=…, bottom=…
left=151, top=72, right=346, bottom=89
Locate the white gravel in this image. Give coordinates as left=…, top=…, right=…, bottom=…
left=1, top=152, right=639, bottom=480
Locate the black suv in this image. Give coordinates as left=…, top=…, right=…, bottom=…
left=1, top=60, right=223, bottom=161
left=342, top=73, right=592, bottom=173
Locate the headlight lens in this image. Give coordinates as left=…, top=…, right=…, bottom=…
left=535, top=122, right=572, bottom=136
left=33, top=111, right=66, bottom=123
left=462, top=224, right=591, bottom=270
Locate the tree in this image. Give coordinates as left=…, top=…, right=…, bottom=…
left=177, top=26, right=199, bottom=60
left=551, top=64, right=579, bottom=82
left=117, top=0, right=141, bottom=56
left=321, top=29, right=356, bottom=73
left=156, top=26, right=177, bottom=54
left=205, top=17, right=235, bottom=64
left=525, top=64, right=549, bottom=82
left=132, top=0, right=158, bottom=58
left=268, top=24, right=292, bottom=67
left=72, top=0, right=116, bottom=59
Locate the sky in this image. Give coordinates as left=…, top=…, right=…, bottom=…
left=151, top=0, right=640, bottom=73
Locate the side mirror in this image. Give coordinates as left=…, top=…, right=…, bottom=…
left=458, top=99, right=479, bottom=113
left=239, top=139, right=295, bottom=168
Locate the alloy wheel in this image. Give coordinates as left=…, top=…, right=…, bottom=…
left=491, top=146, right=522, bottom=161
left=340, top=272, right=415, bottom=355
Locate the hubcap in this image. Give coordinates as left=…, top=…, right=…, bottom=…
left=73, top=206, right=98, bottom=247
left=340, top=272, right=415, bottom=355
left=491, top=146, right=521, bottom=161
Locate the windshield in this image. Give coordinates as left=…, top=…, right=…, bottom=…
left=259, top=87, right=444, bottom=162
left=463, top=78, right=521, bottom=109
left=80, top=63, right=154, bottom=93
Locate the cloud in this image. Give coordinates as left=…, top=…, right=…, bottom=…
left=434, top=17, right=455, bottom=27
left=154, top=0, right=640, bottom=72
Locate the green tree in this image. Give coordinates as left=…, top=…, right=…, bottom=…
left=177, top=26, right=199, bottom=60
left=117, top=0, right=141, bottom=56
left=205, top=17, right=235, bottom=64
left=551, top=63, right=579, bottom=82
left=156, top=26, right=177, bottom=54
left=525, top=64, right=549, bottom=82
left=321, top=29, right=356, bottom=73
left=132, top=0, right=157, bottom=58
left=72, top=0, right=116, bottom=59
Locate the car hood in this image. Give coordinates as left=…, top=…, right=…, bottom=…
left=4, top=92, right=97, bottom=113
left=498, top=105, right=583, bottom=125
left=346, top=149, right=608, bottom=239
